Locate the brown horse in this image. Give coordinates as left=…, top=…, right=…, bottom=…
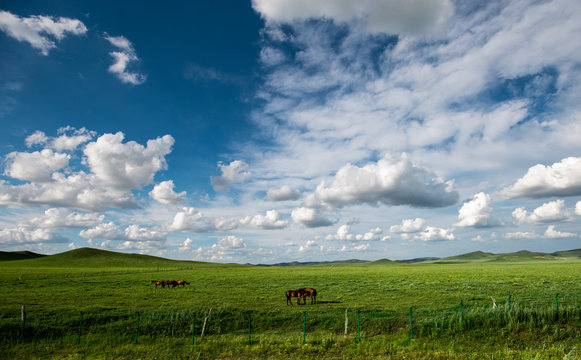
left=176, top=280, right=189, bottom=287
left=151, top=280, right=165, bottom=288
left=165, top=280, right=178, bottom=288
left=299, top=288, right=317, bottom=304
left=286, top=289, right=307, bottom=306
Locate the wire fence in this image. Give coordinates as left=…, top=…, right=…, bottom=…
left=2, top=292, right=580, bottom=347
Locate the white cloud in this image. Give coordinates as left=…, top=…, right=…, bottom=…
left=211, top=160, right=251, bottom=191
left=79, top=222, right=166, bottom=242
left=170, top=207, right=241, bottom=232
left=79, top=222, right=124, bottom=240
left=414, top=227, right=455, bottom=242
left=25, top=130, right=48, bottom=147
left=576, top=201, right=581, bottom=216
left=291, top=207, right=334, bottom=228
left=0, top=226, right=68, bottom=245
left=246, top=210, right=288, bottom=229
left=104, top=34, right=147, bottom=85
left=178, top=238, right=193, bottom=252
left=51, top=127, right=96, bottom=151
left=0, top=10, right=87, bottom=55
left=265, top=185, right=300, bottom=201
left=390, top=218, right=426, bottom=233
left=512, top=199, right=570, bottom=224
left=4, top=149, right=69, bottom=182
left=298, top=239, right=318, bottom=253
left=544, top=225, right=577, bottom=239
left=309, top=154, right=458, bottom=209
left=454, top=192, right=502, bottom=228
left=326, top=224, right=386, bottom=241
left=505, top=231, right=538, bottom=240
left=149, top=180, right=186, bottom=205
left=29, top=208, right=103, bottom=229
left=501, top=157, right=581, bottom=199
left=83, top=132, right=174, bottom=190
left=251, top=0, right=454, bottom=37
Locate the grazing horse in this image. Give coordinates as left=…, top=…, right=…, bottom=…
left=165, top=280, right=178, bottom=288
left=299, top=288, right=317, bottom=304
left=286, top=289, right=307, bottom=306
left=151, top=280, right=165, bottom=288
left=177, top=280, right=190, bottom=287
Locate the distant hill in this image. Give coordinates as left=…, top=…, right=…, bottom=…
left=1, top=247, right=212, bottom=268
left=552, top=249, right=581, bottom=258
left=0, top=250, right=46, bottom=261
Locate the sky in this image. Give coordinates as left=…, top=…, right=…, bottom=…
left=1, top=0, right=581, bottom=263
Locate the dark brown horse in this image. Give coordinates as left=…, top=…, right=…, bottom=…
left=151, top=280, right=165, bottom=288
left=299, top=288, right=317, bottom=304
left=286, top=289, right=307, bottom=306
left=176, top=280, right=189, bottom=287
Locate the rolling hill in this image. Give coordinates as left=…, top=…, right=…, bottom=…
left=0, top=250, right=46, bottom=261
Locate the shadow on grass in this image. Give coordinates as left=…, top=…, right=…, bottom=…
left=316, top=300, right=342, bottom=304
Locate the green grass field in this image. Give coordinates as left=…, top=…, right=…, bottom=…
left=1, top=248, right=580, bottom=359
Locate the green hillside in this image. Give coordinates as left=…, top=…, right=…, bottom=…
left=1, top=247, right=211, bottom=269
left=0, top=250, right=46, bottom=261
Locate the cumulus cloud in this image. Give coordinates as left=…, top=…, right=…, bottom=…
left=251, top=0, right=454, bottom=37
left=291, top=207, right=334, bottom=228
left=79, top=222, right=124, bottom=240
left=24, top=127, right=96, bottom=151
left=576, top=201, right=581, bottom=216
left=149, top=180, right=186, bottom=205
left=4, top=149, right=69, bottom=182
left=29, top=208, right=103, bottom=229
left=84, top=132, right=174, bottom=190
left=501, top=157, right=581, bottom=199
left=308, top=154, right=458, bottom=209
left=0, top=226, right=68, bottom=246
left=505, top=231, right=537, bottom=240
left=170, top=207, right=241, bottom=232
left=298, top=239, right=318, bottom=253
left=0, top=10, right=87, bottom=55
left=389, top=218, right=426, bottom=233
left=210, top=160, right=251, bottom=191
left=413, top=227, right=455, bottom=242
left=454, top=192, right=502, bottom=228
left=326, top=224, right=387, bottom=241
left=265, top=185, right=300, bottom=201
left=544, top=225, right=577, bottom=239
left=104, top=33, right=147, bottom=85
left=79, top=222, right=166, bottom=241
left=178, top=238, right=193, bottom=252
left=245, top=210, right=288, bottom=229
left=512, top=199, right=570, bottom=224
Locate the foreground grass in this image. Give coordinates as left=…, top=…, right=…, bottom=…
left=1, top=256, right=580, bottom=359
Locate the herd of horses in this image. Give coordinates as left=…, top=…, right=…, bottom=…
left=151, top=281, right=316, bottom=305
left=150, top=280, right=189, bottom=288
left=286, top=288, right=317, bottom=305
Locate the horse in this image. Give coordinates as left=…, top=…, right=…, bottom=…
left=299, top=288, right=317, bottom=304
left=177, top=280, right=189, bottom=287
left=151, top=280, right=165, bottom=288
left=165, top=280, right=178, bottom=288
left=286, top=289, right=307, bottom=306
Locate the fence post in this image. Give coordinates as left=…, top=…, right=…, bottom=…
left=134, top=311, right=140, bottom=344
left=19, top=305, right=26, bottom=343
left=409, top=307, right=414, bottom=340
left=303, top=311, right=306, bottom=344
left=248, top=312, right=251, bottom=346
left=460, top=300, right=464, bottom=330
left=357, top=309, right=360, bottom=343
left=344, top=309, right=348, bottom=336
left=555, top=293, right=559, bottom=321
left=77, top=311, right=83, bottom=345
left=191, top=312, right=195, bottom=346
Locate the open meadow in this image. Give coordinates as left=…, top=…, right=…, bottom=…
left=1, top=248, right=580, bottom=359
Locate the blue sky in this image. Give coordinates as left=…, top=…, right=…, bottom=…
left=1, top=0, right=581, bottom=263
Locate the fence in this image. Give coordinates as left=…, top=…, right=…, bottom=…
left=2, top=292, right=580, bottom=347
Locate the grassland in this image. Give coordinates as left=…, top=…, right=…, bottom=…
left=1, top=248, right=580, bottom=359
